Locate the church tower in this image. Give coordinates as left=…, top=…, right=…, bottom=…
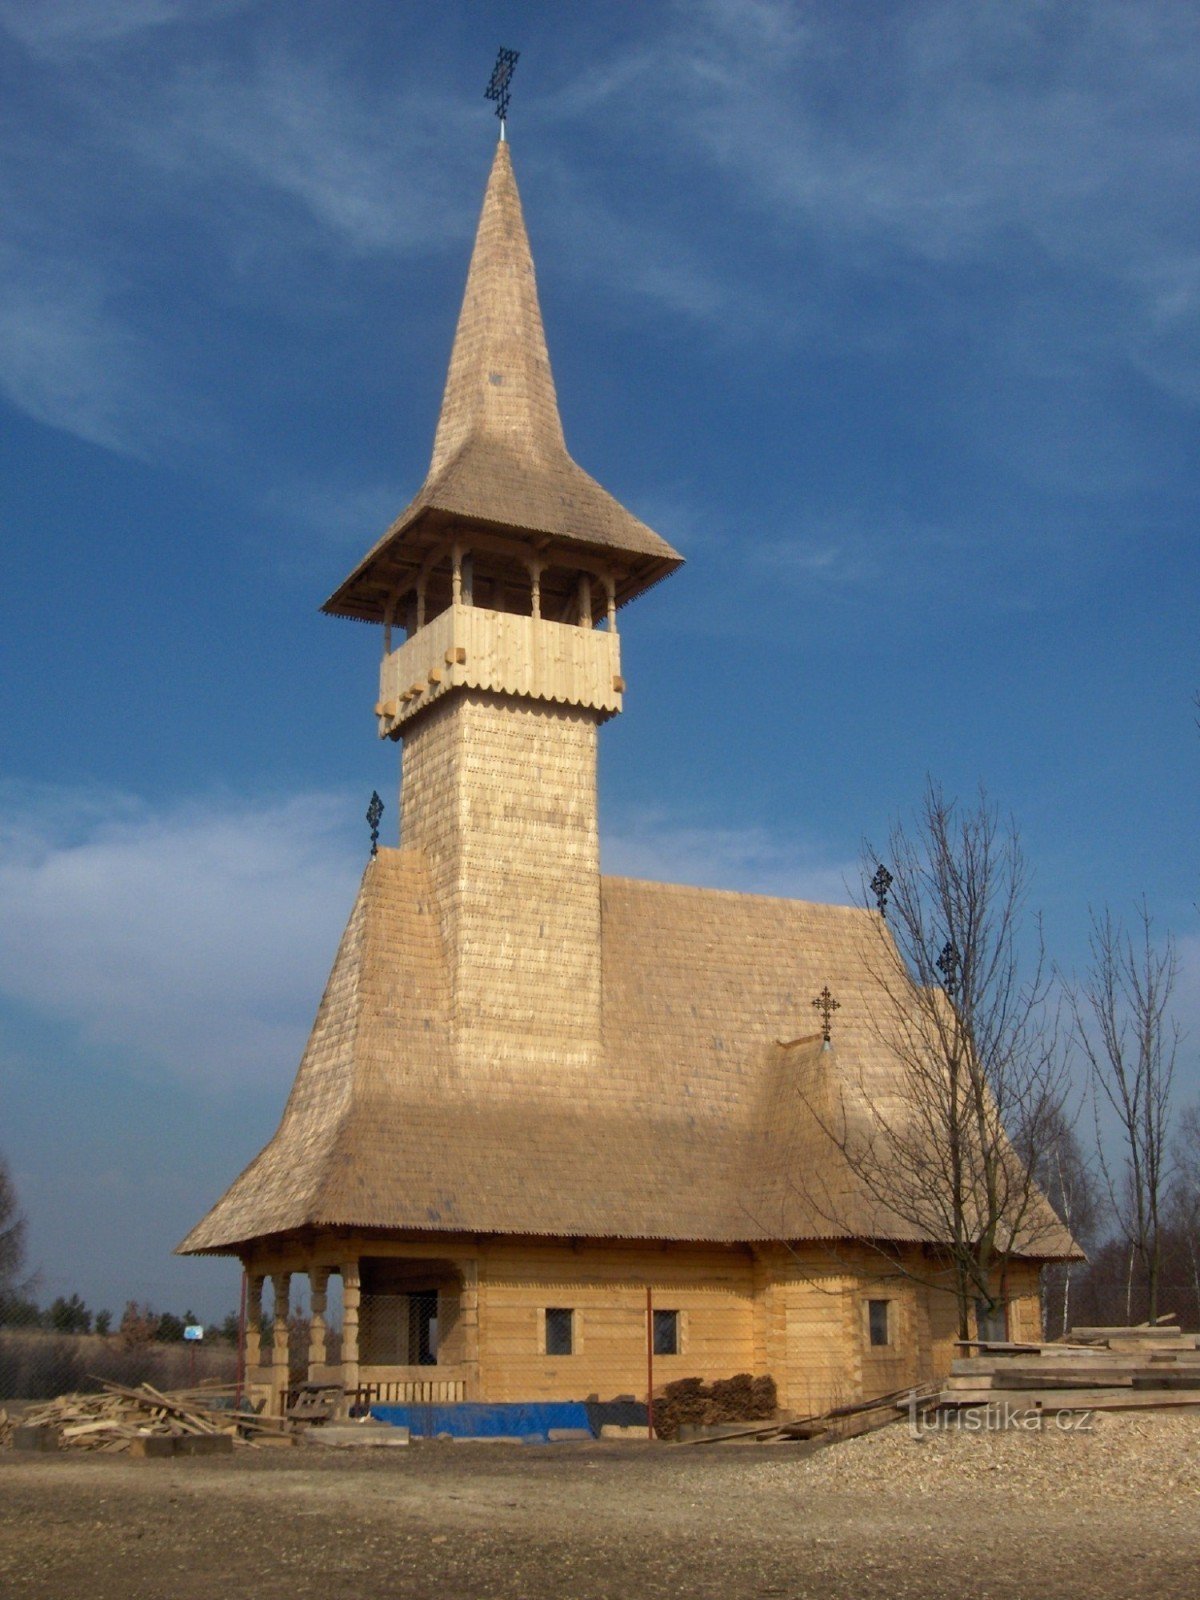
left=323, top=139, right=682, bottom=1082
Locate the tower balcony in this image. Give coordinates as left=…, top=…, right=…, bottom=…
left=376, top=603, right=624, bottom=737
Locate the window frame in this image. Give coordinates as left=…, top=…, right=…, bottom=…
left=652, top=1307, right=680, bottom=1357
left=543, top=1306, right=574, bottom=1356
left=867, top=1298, right=893, bottom=1349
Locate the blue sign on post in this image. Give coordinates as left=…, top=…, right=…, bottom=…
left=183, top=1325, right=204, bottom=1341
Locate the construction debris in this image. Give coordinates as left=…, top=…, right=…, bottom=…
left=1, top=1380, right=293, bottom=1454
left=682, top=1381, right=941, bottom=1447
left=651, top=1374, right=777, bottom=1441
left=934, top=1318, right=1200, bottom=1415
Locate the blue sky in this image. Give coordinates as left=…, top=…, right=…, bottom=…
left=1, top=1, right=1196, bottom=1322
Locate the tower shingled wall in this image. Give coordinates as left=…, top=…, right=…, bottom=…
left=401, top=689, right=602, bottom=1074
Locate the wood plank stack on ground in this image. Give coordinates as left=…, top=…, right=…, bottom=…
left=933, top=1318, right=1200, bottom=1414
left=1, top=1381, right=295, bottom=1453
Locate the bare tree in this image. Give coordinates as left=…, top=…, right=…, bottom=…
left=1070, top=903, right=1179, bottom=1323
left=798, top=783, right=1071, bottom=1342
left=1024, top=1106, right=1103, bottom=1336
left=0, top=1153, right=28, bottom=1317
left=1170, top=1101, right=1200, bottom=1326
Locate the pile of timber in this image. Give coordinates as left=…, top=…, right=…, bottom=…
left=938, top=1317, right=1200, bottom=1414
left=3, top=1379, right=294, bottom=1454
left=684, top=1381, right=941, bottom=1447
left=652, top=1374, right=778, bottom=1441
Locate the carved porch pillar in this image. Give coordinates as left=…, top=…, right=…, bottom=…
left=270, top=1270, right=291, bottom=1373
left=341, top=1260, right=361, bottom=1398
left=308, top=1266, right=330, bottom=1379
left=244, top=1273, right=265, bottom=1375
left=458, top=1258, right=481, bottom=1400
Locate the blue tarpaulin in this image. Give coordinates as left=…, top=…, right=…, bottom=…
left=369, top=1401, right=594, bottom=1440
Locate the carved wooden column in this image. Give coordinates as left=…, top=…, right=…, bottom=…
left=459, top=1258, right=481, bottom=1400
left=341, top=1260, right=361, bottom=1399
left=308, top=1266, right=329, bottom=1380
left=270, top=1271, right=291, bottom=1366
left=270, top=1270, right=291, bottom=1408
left=528, top=559, right=543, bottom=621
left=244, top=1273, right=265, bottom=1376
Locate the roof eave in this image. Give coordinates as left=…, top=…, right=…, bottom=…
left=321, top=503, right=683, bottom=624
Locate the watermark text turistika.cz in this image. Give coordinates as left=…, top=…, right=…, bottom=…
left=908, top=1395, right=1095, bottom=1435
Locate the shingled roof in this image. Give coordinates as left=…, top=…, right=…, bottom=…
left=178, top=851, right=1077, bottom=1260
left=323, top=140, right=682, bottom=624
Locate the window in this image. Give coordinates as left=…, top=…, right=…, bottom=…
left=975, top=1299, right=1007, bottom=1343
left=867, top=1299, right=892, bottom=1347
left=545, top=1307, right=574, bottom=1356
left=652, top=1309, right=680, bottom=1356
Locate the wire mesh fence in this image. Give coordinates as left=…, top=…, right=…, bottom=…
left=0, top=1328, right=239, bottom=1403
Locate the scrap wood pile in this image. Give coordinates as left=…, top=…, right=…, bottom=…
left=682, top=1381, right=941, bottom=1447
left=651, top=1374, right=777, bottom=1441
left=938, top=1316, right=1200, bottom=1414
left=2, top=1379, right=293, bottom=1453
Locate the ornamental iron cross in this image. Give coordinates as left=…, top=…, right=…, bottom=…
left=366, top=791, right=384, bottom=857
left=812, top=985, right=841, bottom=1044
left=870, top=863, right=893, bottom=918
left=936, top=939, right=960, bottom=994
left=485, top=47, right=520, bottom=125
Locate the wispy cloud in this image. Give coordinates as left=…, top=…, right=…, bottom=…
left=0, top=0, right=248, bottom=53
left=0, top=240, right=201, bottom=458
left=551, top=0, right=1200, bottom=389
left=604, top=807, right=855, bottom=905
left=0, top=27, right=478, bottom=454
left=0, top=785, right=362, bottom=1095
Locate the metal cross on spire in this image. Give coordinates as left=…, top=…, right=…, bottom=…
left=870, top=864, right=893, bottom=918
left=366, top=791, right=384, bottom=858
left=811, top=985, right=841, bottom=1046
left=485, top=47, right=520, bottom=138
left=936, top=939, right=960, bottom=995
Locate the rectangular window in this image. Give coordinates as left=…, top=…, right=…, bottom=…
left=545, top=1307, right=574, bottom=1356
left=868, top=1299, right=891, bottom=1347
left=975, top=1299, right=1007, bottom=1343
left=652, top=1309, right=680, bottom=1356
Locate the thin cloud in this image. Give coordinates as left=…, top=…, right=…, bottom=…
left=0, top=241, right=198, bottom=459
left=551, top=0, right=1199, bottom=386
left=0, top=0, right=249, bottom=53
left=604, top=808, right=855, bottom=905
left=0, top=786, right=362, bottom=1096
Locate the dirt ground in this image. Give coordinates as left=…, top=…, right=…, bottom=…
left=2, top=1411, right=1199, bottom=1600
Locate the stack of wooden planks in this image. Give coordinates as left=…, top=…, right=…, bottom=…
left=938, top=1318, right=1200, bottom=1414
left=684, top=1381, right=942, bottom=1446
left=6, top=1380, right=294, bottom=1453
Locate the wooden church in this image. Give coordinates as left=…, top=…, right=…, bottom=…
left=180, top=130, right=1073, bottom=1419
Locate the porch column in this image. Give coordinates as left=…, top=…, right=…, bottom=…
left=528, top=559, right=543, bottom=621
left=270, top=1270, right=291, bottom=1411
left=459, top=1258, right=481, bottom=1400
left=308, top=1266, right=330, bottom=1379
left=244, top=1272, right=265, bottom=1375
left=341, top=1260, right=361, bottom=1398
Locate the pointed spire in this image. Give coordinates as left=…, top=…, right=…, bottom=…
left=323, top=140, right=683, bottom=625
left=429, top=140, right=566, bottom=475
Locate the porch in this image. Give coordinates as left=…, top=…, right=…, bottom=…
left=242, top=1249, right=479, bottom=1414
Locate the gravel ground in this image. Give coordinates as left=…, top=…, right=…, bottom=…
left=2, top=1411, right=1198, bottom=1600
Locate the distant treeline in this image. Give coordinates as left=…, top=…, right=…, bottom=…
left=0, top=1291, right=240, bottom=1345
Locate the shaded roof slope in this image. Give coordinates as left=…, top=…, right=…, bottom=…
left=179, top=859, right=1076, bottom=1260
